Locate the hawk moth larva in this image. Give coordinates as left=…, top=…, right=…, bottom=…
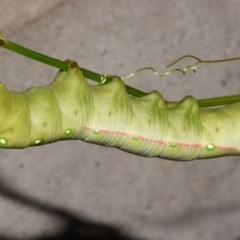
left=0, top=60, right=239, bottom=161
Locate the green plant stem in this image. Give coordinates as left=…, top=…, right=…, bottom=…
left=0, top=32, right=146, bottom=98
left=165, top=94, right=240, bottom=108
left=197, top=94, right=240, bottom=108
left=1, top=31, right=240, bottom=108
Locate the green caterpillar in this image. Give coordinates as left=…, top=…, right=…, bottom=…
left=0, top=60, right=239, bottom=161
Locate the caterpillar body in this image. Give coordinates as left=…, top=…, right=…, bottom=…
left=0, top=60, right=239, bottom=161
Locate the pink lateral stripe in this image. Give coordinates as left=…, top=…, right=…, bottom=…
left=82, top=126, right=238, bottom=152
left=177, top=142, right=202, bottom=148
left=215, top=145, right=238, bottom=151
left=83, top=126, right=167, bottom=145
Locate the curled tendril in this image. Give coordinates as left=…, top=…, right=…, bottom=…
left=100, top=74, right=108, bottom=84
left=120, top=54, right=240, bottom=81
left=100, top=74, right=113, bottom=85
left=121, top=67, right=186, bottom=81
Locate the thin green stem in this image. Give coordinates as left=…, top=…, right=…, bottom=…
left=197, top=94, right=240, bottom=108
left=0, top=31, right=146, bottom=98
left=1, top=31, right=240, bottom=108
left=166, top=94, right=240, bottom=108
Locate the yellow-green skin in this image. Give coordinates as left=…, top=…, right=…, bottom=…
left=0, top=60, right=239, bottom=160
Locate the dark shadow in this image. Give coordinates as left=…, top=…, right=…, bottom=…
left=0, top=182, right=140, bottom=240
left=1, top=179, right=239, bottom=240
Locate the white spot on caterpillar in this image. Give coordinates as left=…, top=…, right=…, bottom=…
left=94, top=129, right=100, bottom=134
left=35, top=139, right=42, bottom=145
left=206, top=143, right=215, bottom=151
left=0, top=138, right=7, bottom=145
left=65, top=129, right=72, bottom=135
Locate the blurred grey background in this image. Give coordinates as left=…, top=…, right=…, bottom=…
left=0, top=1, right=240, bottom=239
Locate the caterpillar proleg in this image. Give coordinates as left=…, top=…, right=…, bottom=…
left=0, top=60, right=240, bottom=161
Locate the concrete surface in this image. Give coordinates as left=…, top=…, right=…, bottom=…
left=0, top=0, right=64, bottom=36
left=0, top=0, right=240, bottom=239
